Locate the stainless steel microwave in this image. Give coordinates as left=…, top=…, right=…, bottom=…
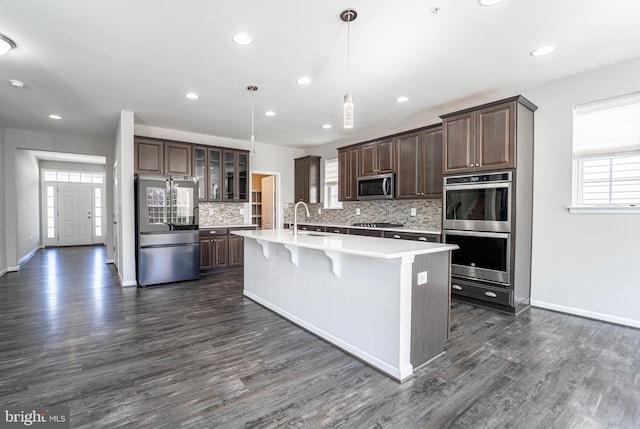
left=357, top=173, right=395, bottom=200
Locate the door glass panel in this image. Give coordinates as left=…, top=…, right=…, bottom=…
left=445, top=187, right=509, bottom=222
left=224, top=151, right=235, bottom=200
left=447, top=234, right=507, bottom=272
left=237, top=152, right=248, bottom=200
left=209, top=149, right=221, bottom=200
left=193, top=147, right=206, bottom=200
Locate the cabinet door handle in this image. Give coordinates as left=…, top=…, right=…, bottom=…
left=393, top=234, right=401, bottom=239
left=452, top=284, right=462, bottom=291
left=209, top=231, right=217, bottom=234
left=315, top=228, right=322, bottom=232
left=469, top=164, right=474, bottom=167
left=418, top=237, right=427, bottom=241
left=484, top=291, right=497, bottom=298
left=475, top=163, right=480, bottom=167
left=333, top=229, right=340, bottom=233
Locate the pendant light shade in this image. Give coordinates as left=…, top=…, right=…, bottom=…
left=340, top=9, right=357, bottom=129
left=247, top=85, right=258, bottom=155
left=343, top=94, right=354, bottom=129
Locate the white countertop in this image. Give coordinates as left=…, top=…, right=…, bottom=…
left=233, top=229, right=457, bottom=260
left=199, top=224, right=256, bottom=229
left=296, top=222, right=441, bottom=235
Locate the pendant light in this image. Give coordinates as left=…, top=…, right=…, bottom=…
left=340, top=9, right=357, bottom=129
left=247, top=85, right=258, bottom=155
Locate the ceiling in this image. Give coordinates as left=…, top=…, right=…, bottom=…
left=1, top=0, right=640, bottom=149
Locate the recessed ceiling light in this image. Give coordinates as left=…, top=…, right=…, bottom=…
left=431, top=6, right=442, bottom=14
left=9, top=79, right=25, bottom=88
left=322, top=124, right=332, bottom=129
left=395, top=96, right=409, bottom=103
left=296, top=77, right=311, bottom=85
left=478, top=0, right=504, bottom=6
left=185, top=92, right=199, bottom=100
left=49, top=114, right=62, bottom=120
left=265, top=111, right=276, bottom=117
left=530, top=45, right=555, bottom=57
left=232, top=32, right=253, bottom=46
left=0, top=33, right=17, bottom=55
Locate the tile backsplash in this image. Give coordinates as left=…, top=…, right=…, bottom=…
left=282, top=199, right=442, bottom=230
left=199, top=202, right=246, bottom=225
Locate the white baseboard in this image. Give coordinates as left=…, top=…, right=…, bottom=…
left=18, top=246, right=41, bottom=266
left=7, top=265, right=21, bottom=272
left=105, top=259, right=114, bottom=264
left=0, top=268, right=7, bottom=278
left=531, top=300, right=640, bottom=329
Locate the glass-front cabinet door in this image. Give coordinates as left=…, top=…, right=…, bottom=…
left=223, top=151, right=236, bottom=201
left=208, top=148, right=221, bottom=201
left=192, top=146, right=206, bottom=200
left=237, top=151, right=248, bottom=201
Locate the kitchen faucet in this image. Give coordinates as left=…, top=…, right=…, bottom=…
left=293, top=201, right=310, bottom=236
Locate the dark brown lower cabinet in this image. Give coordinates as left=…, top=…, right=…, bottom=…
left=383, top=231, right=440, bottom=242
left=200, top=226, right=255, bottom=273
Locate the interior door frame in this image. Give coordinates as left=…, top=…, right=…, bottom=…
left=250, top=170, right=281, bottom=230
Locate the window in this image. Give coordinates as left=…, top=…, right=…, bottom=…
left=46, top=186, right=56, bottom=239
left=324, top=157, right=342, bottom=209
left=573, top=92, right=640, bottom=209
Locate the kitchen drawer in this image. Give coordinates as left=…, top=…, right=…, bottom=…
left=199, top=228, right=228, bottom=237
left=325, top=227, right=350, bottom=234
left=383, top=231, right=440, bottom=242
left=349, top=228, right=384, bottom=238
left=450, top=280, right=511, bottom=306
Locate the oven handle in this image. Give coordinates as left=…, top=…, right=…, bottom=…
left=443, top=229, right=510, bottom=239
left=443, top=182, right=511, bottom=191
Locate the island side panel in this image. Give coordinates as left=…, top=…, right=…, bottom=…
left=242, top=237, right=413, bottom=381
left=410, top=251, right=451, bottom=368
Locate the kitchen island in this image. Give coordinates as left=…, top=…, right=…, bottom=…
left=232, top=229, right=458, bottom=382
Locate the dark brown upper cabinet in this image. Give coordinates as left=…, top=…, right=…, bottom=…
left=360, top=138, right=394, bottom=176
left=441, top=96, right=537, bottom=174
left=222, top=149, right=249, bottom=202
left=192, top=146, right=222, bottom=201
left=395, top=125, right=443, bottom=199
left=338, top=146, right=360, bottom=201
left=135, top=137, right=191, bottom=176
left=294, top=155, right=321, bottom=203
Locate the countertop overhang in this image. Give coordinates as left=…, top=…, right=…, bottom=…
left=233, top=229, right=457, bottom=260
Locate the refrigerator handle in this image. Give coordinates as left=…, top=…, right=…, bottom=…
left=193, top=206, right=199, bottom=226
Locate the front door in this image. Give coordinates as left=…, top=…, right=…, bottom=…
left=58, top=183, right=93, bottom=246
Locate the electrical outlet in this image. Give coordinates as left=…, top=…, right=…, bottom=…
left=410, top=207, right=417, bottom=216
left=239, top=207, right=244, bottom=215
left=317, top=208, right=322, bottom=214
left=356, top=208, right=361, bottom=215
left=418, top=271, right=428, bottom=285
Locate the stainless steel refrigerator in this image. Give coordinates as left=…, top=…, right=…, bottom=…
left=135, top=174, right=200, bottom=286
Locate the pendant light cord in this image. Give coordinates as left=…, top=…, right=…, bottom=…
left=347, top=14, right=351, bottom=93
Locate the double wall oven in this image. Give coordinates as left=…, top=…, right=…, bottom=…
left=443, top=171, right=512, bottom=287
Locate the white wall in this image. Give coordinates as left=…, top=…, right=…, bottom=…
left=522, top=58, right=640, bottom=328
left=15, top=150, right=40, bottom=260
left=3, top=128, right=115, bottom=270
left=0, top=126, right=6, bottom=276
left=116, top=111, right=137, bottom=286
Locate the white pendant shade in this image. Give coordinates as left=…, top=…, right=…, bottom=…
left=343, top=94, right=354, bottom=129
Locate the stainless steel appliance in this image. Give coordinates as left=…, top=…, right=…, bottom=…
left=135, top=174, right=200, bottom=286
left=357, top=173, right=395, bottom=200
left=443, top=171, right=512, bottom=233
left=443, top=230, right=510, bottom=285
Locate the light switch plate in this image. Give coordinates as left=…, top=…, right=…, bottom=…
left=410, top=207, right=417, bottom=216
left=356, top=208, right=361, bottom=215
left=417, top=271, right=428, bottom=285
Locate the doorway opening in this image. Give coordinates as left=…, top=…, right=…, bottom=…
left=251, top=172, right=280, bottom=230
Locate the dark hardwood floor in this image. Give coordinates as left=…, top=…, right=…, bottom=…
left=1, top=246, right=638, bottom=429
